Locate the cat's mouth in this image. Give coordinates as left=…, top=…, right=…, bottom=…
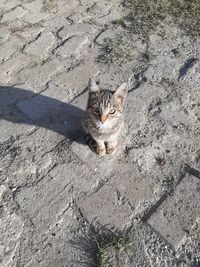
left=95, top=119, right=115, bottom=130
left=97, top=120, right=107, bottom=124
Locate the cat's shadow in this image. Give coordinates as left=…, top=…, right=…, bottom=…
left=0, top=86, right=86, bottom=144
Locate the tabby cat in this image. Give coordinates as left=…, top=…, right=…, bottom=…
left=83, top=79, right=128, bottom=155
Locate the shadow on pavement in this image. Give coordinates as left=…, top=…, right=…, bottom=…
left=0, top=86, right=86, bottom=143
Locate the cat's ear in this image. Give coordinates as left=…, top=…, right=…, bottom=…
left=88, top=78, right=100, bottom=93
left=113, top=83, right=128, bottom=104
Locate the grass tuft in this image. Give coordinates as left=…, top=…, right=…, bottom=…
left=96, top=229, right=131, bottom=266
left=112, top=18, right=127, bottom=28
left=68, top=225, right=132, bottom=267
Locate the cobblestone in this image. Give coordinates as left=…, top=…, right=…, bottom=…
left=55, top=34, right=89, bottom=59
left=0, top=0, right=200, bottom=266
left=1, top=6, right=27, bottom=22
left=77, top=185, right=133, bottom=229
left=0, top=36, right=24, bottom=63
left=148, top=174, right=200, bottom=248
left=23, top=31, right=55, bottom=58
left=19, top=59, right=62, bottom=90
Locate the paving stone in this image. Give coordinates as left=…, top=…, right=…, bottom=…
left=0, top=87, right=34, bottom=142
left=109, top=161, right=156, bottom=211
left=0, top=119, right=35, bottom=143
left=12, top=207, right=88, bottom=267
left=125, top=83, right=167, bottom=132
left=0, top=127, right=63, bottom=185
left=42, top=15, right=71, bottom=34
left=19, top=59, right=63, bottom=91
left=17, top=27, right=44, bottom=42
left=15, top=162, right=94, bottom=230
left=0, top=27, right=11, bottom=44
left=31, top=100, right=85, bottom=141
left=0, top=210, right=23, bottom=266
left=86, top=1, right=112, bottom=17
left=0, top=0, right=7, bottom=9
left=0, top=85, right=35, bottom=107
left=16, top=83, right=74, bottom=120
left=54, top=62, right=99, bottom=100
left=57, top=23, right=95, bottom=40
left=84, top=0, right=124, bottom=25
left=55, top=34, right=89, bottom=59
left=1, top=0, right=21, bottom=11
left=0, top=53, right=34, bottom=85
left=53, top=0, right=80, bottom=15
left=22, top=0, right=43, bottom=13
left=71, top=135, right=120, bottom=178
left=148, top=174, right=200, bottom=248
left=77, top=185, right=132, bottom=229
left=1, top=6, right=27, bottom=22
left=1, top=20, right=22, bottom=31
left=0, top=190, right=24, bottom=267
left=24, top=31, right=55, bottom=59
left=0, top=36, right=24, bottom=63
left=23, top=12, right=50, bottom=24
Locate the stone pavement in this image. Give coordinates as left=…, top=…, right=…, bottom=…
left=0, top=0, right=200, bottom=266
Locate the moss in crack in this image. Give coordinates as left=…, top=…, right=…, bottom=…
left=112, top=18, right=127, bottom=28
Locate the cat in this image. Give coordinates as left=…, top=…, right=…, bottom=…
left=83, top=79, right=128, bottom=155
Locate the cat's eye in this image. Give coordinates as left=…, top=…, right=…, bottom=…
left=92, top=107, right=99, bottom=113
left=109, top=109, right=116, bottom=114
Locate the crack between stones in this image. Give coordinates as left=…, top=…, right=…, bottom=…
left=86, top=3, right=97, bottom=13
left=178, top=57, right=198, bottom=81
left=99, top=9, right=111, bottom=19
left=21, top=31, right=42, bottom=53
left=142, top=164, right=187, bottom=222
left=52, top=35, right=75, bottom=54
left=55, top=26, right=64, bottom=40
left=12, top=162, right=58, bottom=198
left=69, top=85, right=88, bottom=103
left=1, top=4, right=26, bottom=17
left=93, top=27, right=108, bottom=46
left=66, top=14, right=75, bottom=25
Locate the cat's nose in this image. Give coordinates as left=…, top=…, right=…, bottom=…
left=99, top=114, right=108, bottom=123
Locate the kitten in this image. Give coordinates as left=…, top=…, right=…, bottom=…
left=83, top=79, right=128, bottom=155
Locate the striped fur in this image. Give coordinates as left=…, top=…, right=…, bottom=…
left=83, top=79, right=128, bottom=155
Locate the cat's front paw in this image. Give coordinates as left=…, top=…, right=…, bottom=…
left=96, top=147, right=106, bottom=155
left=106, top=147, right=117, bottom=155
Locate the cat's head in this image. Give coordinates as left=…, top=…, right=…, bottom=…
left=86, top=79, right=128, bottom=124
